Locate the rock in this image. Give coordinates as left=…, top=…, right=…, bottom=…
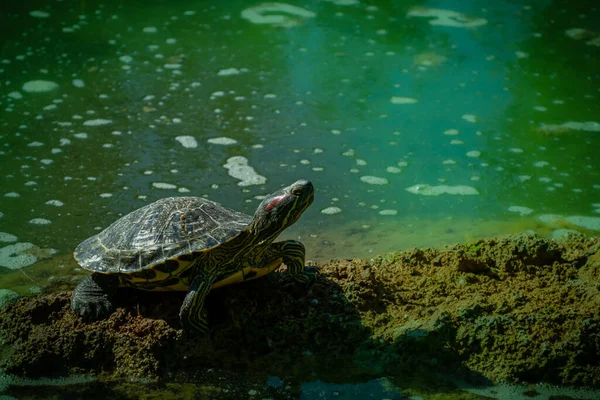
left=0, top=234, right=599, bottom=387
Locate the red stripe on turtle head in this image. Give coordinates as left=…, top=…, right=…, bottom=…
left=265, top=194, right=288, bottom=211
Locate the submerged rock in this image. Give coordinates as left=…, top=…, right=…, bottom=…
left=0, top=234, right=598, bottom=387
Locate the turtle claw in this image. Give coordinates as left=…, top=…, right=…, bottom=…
left=72, top=296, right=113, bottom=321
left=282, top=265, right=320, bottom=285
left=71, top=274, right=118, bottom=322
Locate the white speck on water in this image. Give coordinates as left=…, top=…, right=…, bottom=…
left=533, top=161, right=549, bottom=167
left=466, top=150, right=481, bottom=158
left=166, top=38, right=177, bottom=44
left=518, top=175, right=531, bottom=182
left=175, top=135, right=198, bottom=148
left=539, top=177, right=552, bottom=183
left=321, top=206, right=342, bottom=215
left=22, top=80, right=59, bottom=93
left=142, top=95, right=155, bottom=101
left=442, top=159, right=456, bottom=165
left=406, top=184, right=479, bottom=196
left=264, top=93, right=277, bottom=99
left=143, top=170, right=153, bottom=175
left=450, top=139, right=464, bottom=145
left=4, top=192, right=20, bottom=198
left=218, top=68, right=242, bottom=76
left=516, top=51, right=529, bottom=59
left=40, top=159, right=53, bottom=165
left=0, top=242, right=37, bottom=269
left=8, top=91, right=23, bottom=99
left=0, top=233, right=18, bottom=242
left=119, top=55, right=133, bottom=63
left=72, top=79, right=85, bottom=88
left=28, top=141, right=44, bottom=147
left=29, top=218, right=51, bottom=225
left=300, top=159, right=311, bottom=165
left=208, top=137, right=238, bottom=145
left=443, top=129, right=459, bottom=135
left=24, top=181, right=37, bottom=186
left=462, top=114, right=477, bottom=123
left=43, top=104, right=57, bottom=111
left=379, top=209, right=398, bottom=216
left=386, top=166, right=402, bottom=173
left=390, top=97, right=418, bottom=104
left=164, top=63, right=181, bottom=69
left=223, top=156, right=266, bottom=186
left=45, top=200, right=64, bottom=207
left=539, top=121, right=600, bottom=133
left=152, top=182, right=177, bottom=189
left=83, top=119, right=112, bottom=126
left=508, top=206, right=534, bottom=216
left=73, top=133, right=88, bottom=139
left=331, top=129, right=342, bottom=135
left=356, top=159, right=367, bottom=166
left=99, top=193, right=113, bottom=198
left=360, top=176, right=389, bottom=185
left=184, top=10, right=196, bottom=16
left=534, top=106, right=547, bottom=112
left=143, top=26, right=158, bottom=33
left=241, top=3, right=315, bottom=28
left=30, top=10, right=50, bottom=18
left=406, top=7, right=487, bottom=28
left=178, top=187, right=190, bottom=193
left=509, top=148, right=523, bottom=153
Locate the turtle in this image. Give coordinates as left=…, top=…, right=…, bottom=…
left=71, top=179, right=318, bottom=333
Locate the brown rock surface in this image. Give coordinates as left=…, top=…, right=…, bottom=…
left=0, top=233, right=598, bottom=387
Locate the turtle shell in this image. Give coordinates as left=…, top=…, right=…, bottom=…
left=74, top=196, right=252, bottom=276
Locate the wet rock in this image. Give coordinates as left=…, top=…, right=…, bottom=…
left=0, top=234, right=599, bottom=387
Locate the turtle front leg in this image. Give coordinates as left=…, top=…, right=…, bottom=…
left=179, top=271, right=217, bottom=333
left=269, top=240, right=319, bottom=283
left=71, top=273, right=119, bottom=321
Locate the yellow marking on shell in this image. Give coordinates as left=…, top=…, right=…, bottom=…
left=211, top=257, right=283, bottom=289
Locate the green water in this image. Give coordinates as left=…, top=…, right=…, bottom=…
left=1, top=0, right=599, bottom=396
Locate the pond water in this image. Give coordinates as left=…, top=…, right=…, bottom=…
left=0, top=0, right=599, bottom=396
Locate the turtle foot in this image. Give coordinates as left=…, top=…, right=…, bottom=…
left=71, top=274, right=118, bottom=321
left=282, top=265, right=320, bottom=285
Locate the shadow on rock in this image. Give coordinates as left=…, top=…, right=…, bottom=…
left=0, top=267, right=369, bottom=382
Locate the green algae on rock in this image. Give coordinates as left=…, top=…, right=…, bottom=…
left=0, top=234, right=598, bottom=388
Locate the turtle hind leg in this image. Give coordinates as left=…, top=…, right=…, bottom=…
left=270, top=240, right=319, bottom=283
left=71, top=273, right=119, bottom=321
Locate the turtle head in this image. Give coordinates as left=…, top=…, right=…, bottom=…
left=251, top=180, right=314, bottom=238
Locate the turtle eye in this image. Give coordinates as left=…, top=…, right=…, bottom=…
left=291, top=187, right=303, bottom=196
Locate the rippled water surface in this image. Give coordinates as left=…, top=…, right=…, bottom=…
left=2, top=0, right=600, bottom=268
